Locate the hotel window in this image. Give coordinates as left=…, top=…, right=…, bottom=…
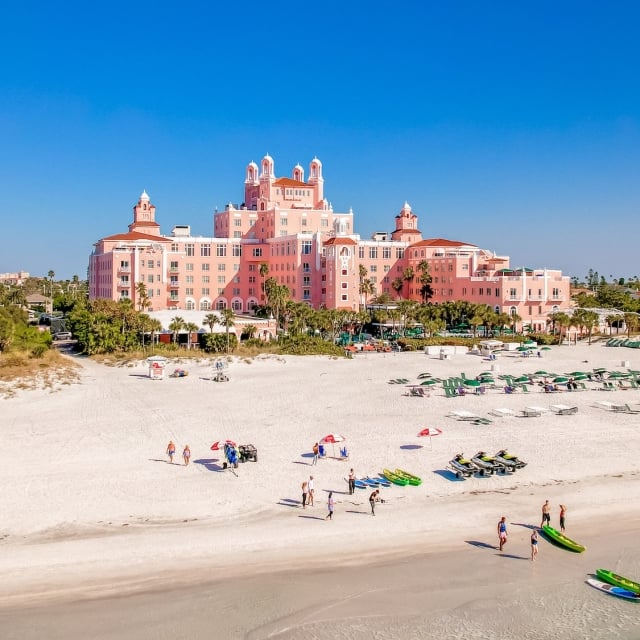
left=186, top=275, right=194, bottom=284
left=383, top=276, right=389, bottom=284
left=280, top=217, right=288, bottom=226
left=201, top=244, right=211, bottom=257
left=156, top=289, right=160, bottom=296
left=384, top=265, right=390, bottom=272
left=185, top=244, right=195, bottom=257
left=249, top=264, right=256, bottom=271
left=147, top=260, right=154, bottom=268
left=321, top=218, right=328, bottom=228
left=186, top=288, right=194, bottom=296
left=371, top=276, right=377, bottom=284
left=448, top=264, right=453, bottom=271
left=383, top=247, right=391, bottom=259
left=341, top=294, right=348, bottom=301
left=233, top=231, right=242, bottom=238
left=370, top=265, right=377, bottom=272
left=147, top=275, right=154, bottom=284
left=218, top=264, right=226, bottom=271
left=218, top=276, right=226, bottom=284
left=302, top=218, right=307, bottom=226
left=510, top=288, right=517, bottom=299
left=396, top=248, right=404, bottom=259
left=216, top=244, right=227, bottom=257
left=252, top=248, right=262, bottom=257
left=479, top=288, right=484, bottom=296
left=201, top=301, right=211, bottom=310
left=359, top=247, right=365, bottom=259
left=232, top=245, right=242, bottom=257
left=301, top=240, right=312, bottom=255
left=202, top=288, right=210, bottom=296
left=341, top=282, right=348, bottom=289
left=156, top=275, right=161, bottom=282
left=248, top=287, right=255, bottom=296
left=202, top=275, right=210, bottom=284
left=171, top=243, right=179, bottom=252
left=148, top=289, right=154, bottom=297
left=218, top=289, right=225, bottom=296
left=202, top=263, right=210, bottom=271
left=156, top=261, right=161, bottom=268
left=248, top=276, right=256, bottom=283
left=233, top=276, right=240, bottom=284
left=552, top=288, right=560, bottom=298
left=462, top=264, right=468, bottom=270
left=495, top=288, right=500, bottom=296
left=369, top=247, right=377, bottom=259
left=303, top=289, right=311, bottom=300
left=233, top=264, right=240, bottom=271
left=303, top=276, right=311, bottom=286
left=341, top=269, right=348, bottom=276
left=303, top=262, right=311, bottom=273
left=234, top=218, right=242, bottom=227
left=186, top=263, right=194, bottom=271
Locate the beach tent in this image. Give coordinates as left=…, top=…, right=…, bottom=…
left=319, top=434, right=346, bottom=457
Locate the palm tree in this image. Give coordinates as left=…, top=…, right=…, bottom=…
left=416, top=260, right=433, bottom=303
left=402, top=267, right=414, bottom=298
left=168, top=316, right=185, bottom=344
left=391, top=277, right=404, bottom=299
left=47, top=270, right=55, bottom=300
left=242, top=324, right=257, bottom=340
left=203, top=313, right=219, bottom=333
left=184, top=322, right=199, bottom=349
left=359, top=278, right=375, bottom=309
left=135, top=281, right=150, bottom=311
left=219, top=308, right=235, bottom=353
left=259, top=262, right=269, bottom=303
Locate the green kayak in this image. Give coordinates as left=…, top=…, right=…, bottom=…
left=382, top=468, right=409, bottom=486
left=394, top=468, right=422, bottom=486
left=542, top=525, right=586, bottom=553
left=596, top=569, right=640, bottom=594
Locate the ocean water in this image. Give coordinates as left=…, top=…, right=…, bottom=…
left=3, top=533, right=640, bottom=640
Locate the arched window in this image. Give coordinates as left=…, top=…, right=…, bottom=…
left=216, top=299, right=227, bottom=310
left=200, top=300, right=211, bottom=310
left=232, top=299, right=242, bottom=312
left=510, top=306, right=517, bottom=316
left=185, top=300, right=195, bottom=310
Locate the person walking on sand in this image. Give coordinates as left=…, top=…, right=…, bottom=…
left=325, top=492, right=334, bottom=520
left=312, top=442, right=319, bottom=466
left=301, top=480, right=308, bottom=509
left=182, top=445, right=191, bottom=466
left=308, top=475, right=315, bottom=506
left=348, top=468, right=356, bottom=495
left=497, top=516, right=508, bottom=551
left=541, top=500, right=551, bottom=528
left=166, top=440, right=176, bottom=464
left=531, top=529, right=539, bottom=561
left=369, top=489, right=379, bottom=516
left=559, top=504, right=567, bottom=532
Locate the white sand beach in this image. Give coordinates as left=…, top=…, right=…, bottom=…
left=1, top=344, right=640, bottom=638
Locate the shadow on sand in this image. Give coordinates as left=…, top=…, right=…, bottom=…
left=511, top=522, right=540, bottom=531
left=465, top=540, right=497, bottom=550
left=278, top=498, right=301, bottom=509
left=298, top=514, right=326, bottom=521
left=400, top=444, right=423, bottom=450
left=193, top=458, right=224, bottom=471
left=495, top=553, right=529, bottom=561
left=432, top=469, right=465, bottom=482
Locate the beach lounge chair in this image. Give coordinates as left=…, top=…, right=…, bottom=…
left=490, top=408, right=516, bottom=418
left=520, top=405, right=549, bottom=417
left=444, top=387, right=458, bottom=398
left=595, top=401, right=624, bottom=412
left=473, top=417, right=493, bottom=425
left=550, top=404, right=579, bottom=415
left=448, top=410, right=480, bottom=421
left=405, top=386, right=427, bottom=398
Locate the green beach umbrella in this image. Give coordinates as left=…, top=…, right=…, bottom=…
left=420, top=379, right=438, bottom=386
left=514, top=375, right=530, bottom=383
left=534, top=370, right=549, bottom=376
left=516, top=346, right=530, bottom=351
left=463, top=379, right=481, bottom=387
left=553, top=376, right=569, bottom=383
left=541, top=346, right=552, bottom=351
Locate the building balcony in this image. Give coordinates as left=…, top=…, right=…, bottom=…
left=117, top=267, right=131, bottom=273
left=169, top=267, right=180, bottom=273
left=169, top=281, right=180, bottom=288
left=117, top=281, right=130, bottom=288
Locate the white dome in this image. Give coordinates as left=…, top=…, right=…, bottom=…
left=140, top=189, right=150, bottom=201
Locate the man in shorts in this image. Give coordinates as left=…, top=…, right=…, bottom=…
left=541, top=499, right=551, bottom=528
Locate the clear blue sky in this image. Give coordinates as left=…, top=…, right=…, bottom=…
left=1, top=1, right=639, bottom=281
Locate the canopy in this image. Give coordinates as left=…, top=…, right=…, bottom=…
left=320, top=434, right=346, bottom=444
left=211, top=439, right=236, bottom=451
left=553, top=376, right=569, bottom=383
left=514, top=375, right=530, bottom=383
left=418, top=427, right=442, bottom=437
left=463, top=379, right=480, bottom=387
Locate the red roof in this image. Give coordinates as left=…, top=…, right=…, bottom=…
left=274, top=177, right=311, bottom=187
left=324, top=237, right=357, bottom=246
left=131, top=221, right=160, bottom=227
left=101, top=232, right=171, bottom=242
left=410, top=238, right=477, bottom=248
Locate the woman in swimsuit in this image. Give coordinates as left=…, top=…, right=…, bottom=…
left=182, top=445, right=191, bottom=466
left=325, top=492, right=334, bottom=520
left=531, top=529, right=539, bottom=561
left=497, top=516, right=508, bottom=551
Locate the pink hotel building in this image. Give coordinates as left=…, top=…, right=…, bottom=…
left=89, top=155, right=571, bottom=332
